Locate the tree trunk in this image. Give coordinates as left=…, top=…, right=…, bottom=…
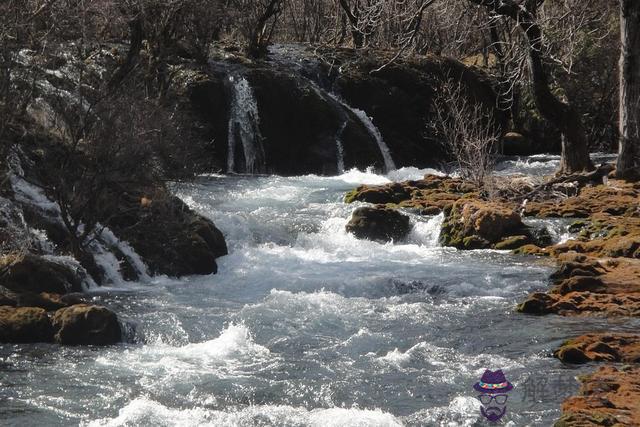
left=468, top=0, right=594, bottom=174
left=617, top=0, right=640, bottom=179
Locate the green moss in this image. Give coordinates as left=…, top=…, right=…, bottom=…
left=344, top=189, right=359, bottom=204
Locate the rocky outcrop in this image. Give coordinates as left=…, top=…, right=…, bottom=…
left=52, top=304, right=121, bottom=346
left=107, top=192, right=228, bottom=276
left=0, top=253, right=84, bottom=294
left=555, top=333, right=640, bottom=364
left=346, top=207, right=411, bottom=243
left=556, top=366, right=640, bottom=427
left=518, top=254, right=640, bottom=317
left=191, top=45, right=503, bottom=175
left=344, top=174, right=478, bottom=215
left=0, top=303, right=122, bottom=345
left=524, top=180, right=640, bottom=218
left=440, top=199, right=540, bottom=250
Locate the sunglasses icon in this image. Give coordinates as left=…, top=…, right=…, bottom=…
left=478, top=394, right=508, bottom=405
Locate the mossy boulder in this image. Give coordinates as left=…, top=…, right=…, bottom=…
left=440, top=200, right=536, bottom=250
left=346, top=206, right=411, bottom=243
left=0, top=306, right=54, bottom=343
left=52, top=304, right=121, bottom=346
left=0, top=253, right=84, bottom=294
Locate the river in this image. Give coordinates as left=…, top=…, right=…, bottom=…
left=0, top=159, right=621, bottom=426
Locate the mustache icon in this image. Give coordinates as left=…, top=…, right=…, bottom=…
left=481, top=405, right=506, bottom=422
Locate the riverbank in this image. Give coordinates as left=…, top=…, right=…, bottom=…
left=343, top=165, right=640, bottom=425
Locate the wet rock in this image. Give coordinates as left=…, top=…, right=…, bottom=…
left=517, top=254, right=640, bottom=317
left=440, top=199, right=536, bottom=250
left=108, top=193, right=228, bottom=277
left=0, top=253, right=84, bottom=294
left=52, top=304, right=121, bottom=346
left=346, top=206, right=411, bottom=243
left=517, top=292, right=558, bottom=315
left=557, top=366, right=640, bottom=426
left=344, top=175, right=478, bottom=213
left=555, top=334, right=640, bottom=364
left=0, top=306, right=54, bottom=343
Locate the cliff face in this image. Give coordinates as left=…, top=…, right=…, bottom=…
left=189, top=44, right=504, bottom=175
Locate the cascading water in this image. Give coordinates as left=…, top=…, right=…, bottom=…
left=335, top=121, right=347, bottom=174
left=226, top=76, right=266, bottom=174
left=326, top=92, right=397, bottom=172
left=6, top=149, right=149, bottom=287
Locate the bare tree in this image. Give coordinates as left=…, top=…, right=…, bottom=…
left=617, top=0, right=640, bottom=179
left=229, top=0, right=284, bottom=57
left=467, top=0, right=593, bottom=175
left=433, top=78, right=499, bottom=187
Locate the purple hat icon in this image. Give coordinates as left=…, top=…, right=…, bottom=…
left=474, top=369, right=514, bottom=394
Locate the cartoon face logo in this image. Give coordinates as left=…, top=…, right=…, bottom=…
left=473, top=369, right=513, bottom=423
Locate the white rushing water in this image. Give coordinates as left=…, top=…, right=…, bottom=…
left=335, top=120, right=347, bottom=173
left=6, top=149, right=149, bottom=287
left=3, top=161, right=613, bottom=426
left=325, top=93, right=397, bottom=173
left=227, top=76, right=266, bottom=174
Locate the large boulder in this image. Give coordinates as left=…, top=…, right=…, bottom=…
left=0, top=306, right=54, bottom=343
left=346, top=207, right=411, bottom=243
left=52, top=304, right=121, bottom=346
left=0, top=253, right=84, bottom=294
left=107, top=192, right=228, bottom=277
left=440, top=199, right=536, bottom=250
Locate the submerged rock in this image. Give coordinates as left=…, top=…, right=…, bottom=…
left=52, top=304, right=121, bottom=346
left=440, top=199, right=536, bottom=250
left=0, top=253, right=84, bottom=294
left=0, top=306, right=54, bottom=343
left=346, top=207, right=410, bottom=243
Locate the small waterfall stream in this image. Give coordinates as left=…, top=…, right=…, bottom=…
left=326, top=92, right=397, bottom=172
left=226, top=76, right=266, bottom=174
left=7, top=149, right=149, bottom=287
left=335, top=120, right=347, bottom=173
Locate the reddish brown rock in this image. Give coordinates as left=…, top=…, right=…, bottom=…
left=518, top=255, right=640, bottom=317
left=556, top=366, right=640, bottom=426
left=555, top=334, right=640, bottom=364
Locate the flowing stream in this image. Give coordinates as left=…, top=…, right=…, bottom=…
left=1, top=161, right=631, bottom=426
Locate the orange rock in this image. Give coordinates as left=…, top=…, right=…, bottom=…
left=557, top=366, right=640, bottom=426
left=555, top=333, right=640, bottom=364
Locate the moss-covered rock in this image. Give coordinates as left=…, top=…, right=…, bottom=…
left=0, top=306, right=54, bottom=343
left=346, top=206, right=411, bottom=243
left=52, top=304, right=121, bottom=346
left=440, top=199, right=536, bottom=250
left=0, top=253, right=84, bottom=294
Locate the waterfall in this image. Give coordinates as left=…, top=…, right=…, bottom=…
left=335, top=121, right=347, bottom=173
left=97, top=227, right=151, bottom=282
left=325, top=93, right=396, bottom=172
left=350, top=108, right=396, bottom=172
left=227, top=76, right=266, bottom=174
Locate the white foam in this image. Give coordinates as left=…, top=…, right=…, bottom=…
left=86, top=398, right=402, bottom=427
